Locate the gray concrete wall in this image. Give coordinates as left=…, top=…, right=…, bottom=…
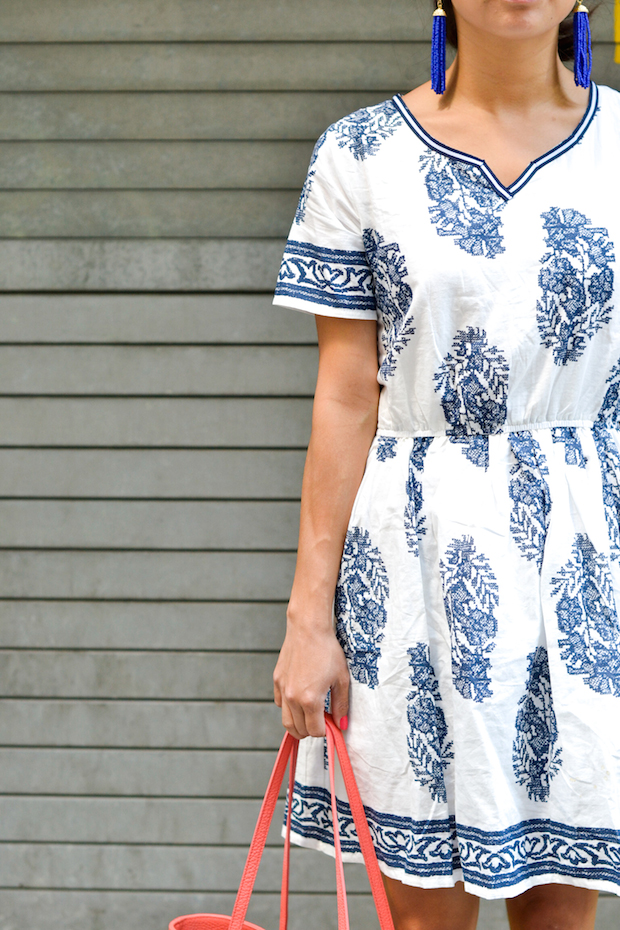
left=0, top=3, right=617, bottom=929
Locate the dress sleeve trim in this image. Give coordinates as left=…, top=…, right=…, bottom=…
left=274, top=240, right=376, bottom=319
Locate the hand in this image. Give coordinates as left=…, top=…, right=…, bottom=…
left=273, top=622, right=349, bottom=740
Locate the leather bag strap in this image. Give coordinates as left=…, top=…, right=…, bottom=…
left=229, top=731, right=295, bottom=930
left=324, top=715, right=395, bottom=930
left=230, top=713, right=395, bottom=930
left=278, top=736, right=298, bottom=930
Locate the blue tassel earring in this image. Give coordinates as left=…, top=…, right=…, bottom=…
left=572, top=1, right=592, bottom=88
left=431, top=0, right=447, bottom=95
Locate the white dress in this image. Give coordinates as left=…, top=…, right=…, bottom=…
left=272, top=83, right=620, bottom=899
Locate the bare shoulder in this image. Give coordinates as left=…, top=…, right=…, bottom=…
left=400, top=81, right=443, bottom=125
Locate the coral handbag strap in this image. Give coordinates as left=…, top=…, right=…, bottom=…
left=278, top=736, right=297, bottom=930
left=324, top=715, right=395, bottom=930
left=229, top=713, right=395, bottom=930
left=229, top=730, right=295, bottom=930
left=326, top=719, right=351, bottom=930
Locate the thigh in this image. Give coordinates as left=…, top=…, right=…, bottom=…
left=382, top=875, right=480, bottom=930
left=505, top=883, right=598, bottom=930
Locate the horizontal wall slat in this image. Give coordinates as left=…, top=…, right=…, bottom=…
left=0, top=500, right=300, bottom=549
left=0, top=551, right=296, bottom=598
left=0, top=451, right=306, bottom=498
left=0, top=651, right=277, bottom=700
left=0, top=346, right=317, bottom=395
left=0, top=240, right=285, bottom=290
left=0, top=190, right=299, bottom=238
left=0, top=43, right=615, bottom=94
left=0, top=796, right=286, bottom=843
left=0, top=1, right=431, bottom=41
left=0, top=699, right=282, bottom=747
left=0, top=75, right=616, bottom=145
left=0, top=398, right=311, bottom=447
left=0, top=141, right=314, bottom=188
left=0, top=602, right=284, bottom=650
left=0, top=844, right=370, bottom=893
left=0, top=749, right=280, bottom=796
left=0, top=42, right=427, bottom=92
left=0, top=0, right=612, bottom=42
left=0, top=891, right=382, bottom=930
left=0, top=296, right=316, bottom=344
left=0, top=92, right=386, bottom=141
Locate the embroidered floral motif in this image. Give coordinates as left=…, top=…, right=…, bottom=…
left=551, top=427, right=587, bottom=467
left=275, top=240, right=375, bottom=314
left=335, top=100, right=401, bottom=161
left=363, top=228, right=414, bottom=379
left=434, top=327, right=509, bottom=469
left=294, top=131, right=328, bottom=225
left=598, top=359, right=620, bottom=428
left=419, top=149, right=507, bottom=258
left=376, top=436, right=398, bottom=462
left=537, top=207, right=615, bottom=365
left=512, top=647, right=562, bottom=802
left=404, top=437, right=433, bottom=556
left=593, top=426, right=620, bottom=561
left=452, top=436, right=490, bottom=469
left=509, top=432, right=551, bottom=573
left=335, top=527, right=390, bottom=688
left=551, top=533, right=620, bottom=696
left=406, top=643, right=454, bottom=802
left=440, top=536, right=499, bottom=702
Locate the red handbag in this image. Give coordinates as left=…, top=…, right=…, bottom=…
left=169, top=713, right=395, bottom=930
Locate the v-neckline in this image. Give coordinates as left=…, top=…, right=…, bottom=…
left=392, top=83, right=599, bottom=201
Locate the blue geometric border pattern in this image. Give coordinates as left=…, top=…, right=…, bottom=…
left=275, top=240, right=376, bottom=314
left=457, top=819, right=620, bottom=891
left=289, top=782, right=459, bottom=877
left=288, top=783, right=620, bottom=891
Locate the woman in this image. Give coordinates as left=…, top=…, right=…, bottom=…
left=272, top=0, right=620, bottom=925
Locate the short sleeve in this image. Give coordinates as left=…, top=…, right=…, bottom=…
left=273, top=130, right=377, bottom=320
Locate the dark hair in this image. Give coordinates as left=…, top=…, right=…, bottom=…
left=438, top=0, right=592, bottom=62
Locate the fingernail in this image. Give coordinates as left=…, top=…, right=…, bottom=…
left=340, top=716, right=348, bottom=731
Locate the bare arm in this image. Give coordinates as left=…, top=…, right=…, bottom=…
left=273, top=315, right=380, bottom=739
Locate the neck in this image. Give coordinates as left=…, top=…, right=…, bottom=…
left=443, top=22, right=577, bottom=113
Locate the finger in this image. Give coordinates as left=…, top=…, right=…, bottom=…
left=281, top=700, right=304, bottom=740
left=330, top=673, right=350, bottom=729
left=305, top=700, right=326, bottom=738
left=273, top=678, right=282, bottom=707
left=289, top=699, right=310, bottom=740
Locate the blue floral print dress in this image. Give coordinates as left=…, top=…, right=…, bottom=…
left=272, top=83, right=620, bottom=899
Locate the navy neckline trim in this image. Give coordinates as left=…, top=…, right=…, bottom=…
left=393, top=83, right=598, bottom=201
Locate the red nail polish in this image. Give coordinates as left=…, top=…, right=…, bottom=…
left=340, top=716, right=348, bottom=730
